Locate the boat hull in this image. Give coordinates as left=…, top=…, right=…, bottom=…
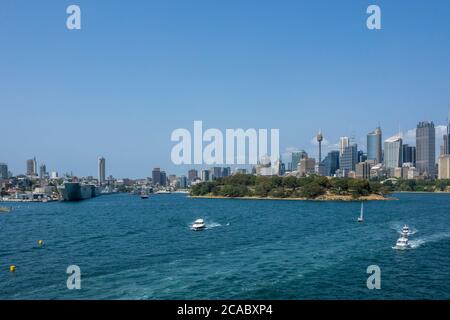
left=59, top=183, right=98, bottom=201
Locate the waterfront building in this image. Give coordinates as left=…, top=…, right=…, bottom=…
left=179, top=175, right=188, bottom=188
left=340, top=144, right=358, bottom=172
left=321, top=151, right=340, bottom=177
left=98, top=157, right=106, bottom=185
left=384, top=136, right=403, bottom=175
left=438, top=155, right=450, bottom=179
left=291, top=151, right=308, bottom=172
left=188, top=169, right=198, bottom=182
left=0, top=163, right=8, bottom=179
left=416, top=121, right=436, bottom=178
left=339, top=137, right=350, bottom=156
left=152, top=168, right=162, bottom=186
left=367, top=127, right=382, bottom=164
left=26, top=157, right=37, bottom=176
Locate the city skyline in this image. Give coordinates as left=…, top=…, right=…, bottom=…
left=2, top=115, right=449, bottom=179
left=2, top=1, right=450, bottom=177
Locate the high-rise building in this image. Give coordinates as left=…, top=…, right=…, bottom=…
left=416, top=121, right=436, bottom=178
left=298, top=158, right=316, bottom=176
left=291, top=151, right=308, bottom=172
left=179, top=175, right=188, bottom=188
left=39, top=164, right=47, bottom=179
left=51, top=171, right=59, bottom=179
left=367, top=127, right=382, bottom=164
left=98, top=157, right=106, bottom=185
left=212, top=167, right=222, bottom=180
left=26, top=157, right=37, bottom=176
left=222, top=167, right=231, bottom=177
left=442, top=107, right=450, bottom=155
left=340, top=144, right=358, bottom=172
left=201, top=169, right=210, bottom=182
left=402, top=144, right=416, bottom=165
left=160, top=171, right=167, bottom=186
left=321, top=151, right=340, bottom=177
left=384, top=136, right=403, bottom=172
left=188, top=169, right=198, bottom=182
left=152, top=168, right=162, bottom=186
left=339, top=137, right=350, bottom=156
left=438, top=155, right=450, bottom=179
left=355, top=160, right=375, bottom=179
left=0, top=163, right=8, bottom=179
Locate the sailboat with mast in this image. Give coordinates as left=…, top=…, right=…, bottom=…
left=357, top=202, right=364, bottom=222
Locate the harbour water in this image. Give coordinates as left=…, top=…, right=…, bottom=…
left=1, top=193, right=450, bottom=299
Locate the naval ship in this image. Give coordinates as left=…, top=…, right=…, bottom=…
left=58, top=182, right=100, bottom=201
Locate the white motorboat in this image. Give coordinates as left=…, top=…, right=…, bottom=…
left=357, top=202, right=364, bottom=222
left=401, top=225, right=412, bottom=236
left=393, top=235, right=411, bottom=250
left=192, top=219, right=206, bottom=230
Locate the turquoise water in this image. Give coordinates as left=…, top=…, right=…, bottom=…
left=1, top=193, right=450, bottom=299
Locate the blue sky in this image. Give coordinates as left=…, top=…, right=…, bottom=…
left=1, top=0, right=450, bottom=177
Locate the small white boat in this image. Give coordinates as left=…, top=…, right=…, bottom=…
left=393, top=235, right=411, bottom=250
left=192, top=219, right=206, bottom=230
left=357, top=202, right=364, bottom=222
left=401, top=225, right=412, bottom=236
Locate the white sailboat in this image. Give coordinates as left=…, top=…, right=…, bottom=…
left=357, top=202, right=364, bottom=222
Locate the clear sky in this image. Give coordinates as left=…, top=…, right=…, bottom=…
left=1, top=0, right=450, bottom=177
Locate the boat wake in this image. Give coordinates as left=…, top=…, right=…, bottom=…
left=205, top=221, right=222, bottom=229
left=408, top=232, right=450, bottom=249
left=390, top=222, right=418, bottom=236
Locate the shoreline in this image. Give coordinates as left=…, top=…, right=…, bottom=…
left=189, top=194, right=395, bottom=202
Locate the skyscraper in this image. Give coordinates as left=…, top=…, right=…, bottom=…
left=0, top=163, right=8, bottom=179
left=402, top=144, right=416, bottom=165
left=321, top=151, right=340, bottom=177
left=188, top=169, right=198, bottom=182
left=339, top=137, right=350, bottom=156
left=39, top=164, right=47, bottom=179
left=384, top=136, right=403, bottom=172
left=98, top=157, right=106, bottom=185
left=152, top=168, right=162, bottom=186
left=201, top=169, right=210, bottom=182
left=442, top=107, right=450, bottom=155
left=367, top=127, right=382, bottom=164
left=222, top=167, right=231, bottom=177
left=416, top=121, right=436, bottom=178
left=340, top=144, right=358, bottom=172
left=291, top=151, right=308, bottom=172
left=26, top=157, right=37, bottom=176
left=212, top=167, right=222, bottom=180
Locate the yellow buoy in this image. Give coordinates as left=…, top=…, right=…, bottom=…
left=9, top=265, right=16, bottom=273
left=38, top=240, right=44, bottom=247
